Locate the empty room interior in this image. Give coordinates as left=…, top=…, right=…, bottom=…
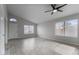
left=0, top=4, right=79, bottom=55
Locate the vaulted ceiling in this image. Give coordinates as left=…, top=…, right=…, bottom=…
left=7, top=4, right=79, bottom=24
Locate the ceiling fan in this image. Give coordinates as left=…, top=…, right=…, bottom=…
left=45, top=4, right=67, bottom=15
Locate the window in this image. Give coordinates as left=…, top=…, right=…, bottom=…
left=24, top=25, right=34, bottom=34
left=55, top=19, right=78, bottom=37
left=55, top=22, right=64, bottom=36
left=65, top=19, right=78, bottom=37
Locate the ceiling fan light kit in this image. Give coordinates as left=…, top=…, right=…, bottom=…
left=53, top=9, right=57, bottom=12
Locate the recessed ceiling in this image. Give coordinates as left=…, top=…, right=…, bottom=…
left=7, top=4, right=79, bottom=24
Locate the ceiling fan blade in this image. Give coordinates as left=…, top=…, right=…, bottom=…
left=56, top=4, right=67, bottom=9
left=57, top=9, right=63, bottom=12
left=44, top=10, right=53, bottom=13
left=52, top=4, right=56, bottom=7
left=51, top=12, right=53, bottom=15
left=51, top=4, right=55, bottom=9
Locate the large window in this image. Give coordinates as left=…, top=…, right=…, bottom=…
left=24, top=25, right=34, bottom=34
left=55, top=22, right=65, bottom=36
left=55, top=19, right=78, bottom=37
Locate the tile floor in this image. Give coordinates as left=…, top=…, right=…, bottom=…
left=5, top=38, right=79, bottom=55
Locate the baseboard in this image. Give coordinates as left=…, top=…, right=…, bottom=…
left=8, top=37, right=26, bottom=40
left=39, top=37, right=79, bottom=47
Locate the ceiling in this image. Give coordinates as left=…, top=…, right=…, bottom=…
left=7, top=4, right=79, bottom=24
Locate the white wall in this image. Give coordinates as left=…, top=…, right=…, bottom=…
left=37, top=20, right=55, bottom=40
left=8, top=22, right=18, bottom=39
left=8, top=13, right=37, bottom=39
left=17, top=17, right=37, bottom=39
left=37, top=13, right=79, bottom=45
